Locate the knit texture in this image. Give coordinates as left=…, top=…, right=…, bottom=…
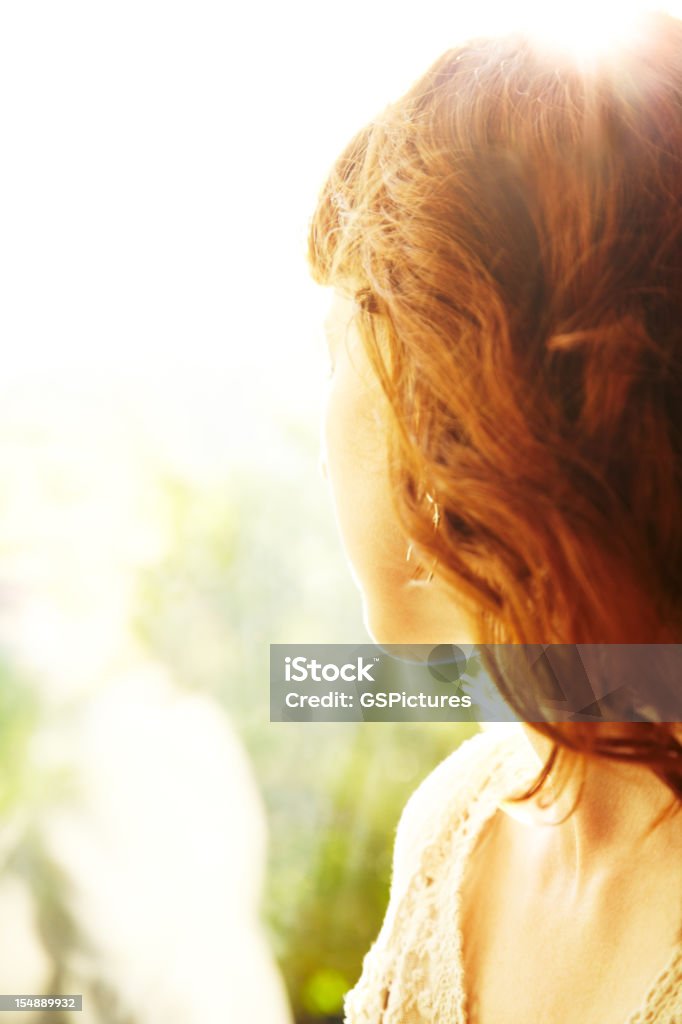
left=344, top=727, right=682, bottom=1024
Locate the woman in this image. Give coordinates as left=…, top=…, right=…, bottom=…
left=309, top=13, right=682, bottom=1024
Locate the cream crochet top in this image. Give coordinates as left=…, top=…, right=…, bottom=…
left=344, top=727, right=682, bottom=1024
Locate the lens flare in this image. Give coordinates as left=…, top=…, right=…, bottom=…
left=515, top=2, right=651, bottom=60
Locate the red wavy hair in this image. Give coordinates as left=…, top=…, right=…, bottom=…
left=308, top=15, right=682, bottom=799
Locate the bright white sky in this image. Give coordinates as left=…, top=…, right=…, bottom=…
left=0, top=0, right=680, bottom=397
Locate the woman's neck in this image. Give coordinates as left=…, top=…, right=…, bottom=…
left=519, top=725, right=682, bottom=899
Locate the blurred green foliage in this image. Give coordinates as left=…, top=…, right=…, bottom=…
left=0, top=400, right=475, bottom=1023
left=132, top=412, right=476, bottom=1021
left=0, top=663, right=40, bottom=817
left=0, top=658, right=85, bottom=1024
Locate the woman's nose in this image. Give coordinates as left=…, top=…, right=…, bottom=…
left=319, top=455, right=328, bottom=481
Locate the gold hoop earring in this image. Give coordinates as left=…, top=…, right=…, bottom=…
left=425, top=492, right=441, bottom=528
left=405, top=490, right=442, bottom=585
left=405, top=541, right=438, bottom=584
